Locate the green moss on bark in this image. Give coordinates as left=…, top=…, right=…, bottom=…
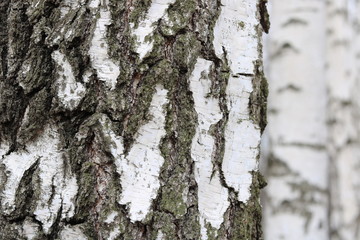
left=226, top=172, right=266, bottom=240
left=0, top=0, right=267, bottom=238
left=249, top=60, right=268, bottom=133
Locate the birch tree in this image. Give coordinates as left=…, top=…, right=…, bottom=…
left=263, top=0, right=360, bottom=239
left=326, top=0, right=360, bottom=239
left=262, top=0, right=329, bottom=239
left=0, top=0, right=268, bottom=239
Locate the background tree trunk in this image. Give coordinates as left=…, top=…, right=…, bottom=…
left=262, top=0, right=360, bottom=239
left=0, top=0, right=268, bottom=239
left=262, top=0, right=329, bottom=239
left=326, top=0, right=360, bottom=239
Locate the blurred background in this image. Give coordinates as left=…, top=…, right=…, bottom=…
left=260, top=0, right=360, bottom=239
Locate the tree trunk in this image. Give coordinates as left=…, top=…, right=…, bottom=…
left=0, top=0, right=268, bottom=239
left=262, top=0, right=329, bottom=239
left=263, top=0, right=360, bottom=239
left=326, top=0, right=360, bottom=239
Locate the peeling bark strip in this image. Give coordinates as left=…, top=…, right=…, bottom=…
left=52, top=50, right=86, bottom=110
left=0, top=0, right=267, bottom=239
left=132, top=0, right=176, bottom=59
left=214, top=0, right=262, bottom=203
left=89, top=0, right=120, bottom=90
left=190, top=58, right=229, bottom=239
left=101, top=85, right=168, bottom=222
left=2, top=126, right=78, bottom=234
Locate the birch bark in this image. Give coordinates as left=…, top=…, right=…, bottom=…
left=263, top=0, right=360, bottom=239
left=0, top=0, right=268, bottom=239
left=326, top=0, right=360, bottom=239
left=262, top=0, right=329, bottom=239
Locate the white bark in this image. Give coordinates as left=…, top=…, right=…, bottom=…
left=22, top=218, right=40, bottom=240
left=190, top=58, right=229, bottom=239
left=0, top=0, right=266, bottom=238
left=1, top=126, right=78, bottom=234
left=326, top=0, right=360, bottom=239
left=132, top=0, right=176, bottom=59
left=213, top=0, right=261, bottom=204
left=52, top=50, right=86, bottom=110
left=263, top=0, right=360, bottom=239
left=89, top=0, right=120, bottom=90
left=263, top=0, right=329, bottom=239
left=101, top=85, right=168, bottom=222
left=58, top=225, right=88, bottom=240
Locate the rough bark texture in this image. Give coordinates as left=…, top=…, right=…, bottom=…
left=0, top=0, right=268, bottom=239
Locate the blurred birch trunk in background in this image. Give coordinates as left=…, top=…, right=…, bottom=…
left=262, top=0, right=360, bottom=239
left=262, top=0, right=329, bottom=239
left=326, top=0, right=360, bottom=239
